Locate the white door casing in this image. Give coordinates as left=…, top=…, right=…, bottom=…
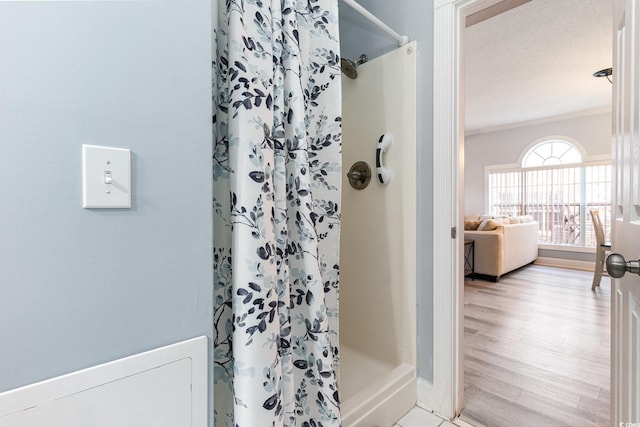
left=430, top=0, right=506, bottom=419
left=611, top=0, right=640, bottom=424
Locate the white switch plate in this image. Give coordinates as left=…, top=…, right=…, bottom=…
left=82, top=144, right=131, bottom=208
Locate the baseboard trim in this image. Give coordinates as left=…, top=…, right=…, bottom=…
left=534, top=257, right=594, bottom=272
left=416, top=377, right=436, bottom=414
left=416, top=377, right=432, bottom=406
left=342, top=365, right=416, bottom=427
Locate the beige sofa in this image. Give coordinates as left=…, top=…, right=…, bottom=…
left=464, top=217, right=539, bottom=281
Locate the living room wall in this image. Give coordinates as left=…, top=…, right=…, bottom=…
left=464, top=111, right=611, bottom=263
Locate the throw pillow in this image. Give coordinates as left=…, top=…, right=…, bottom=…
left=464, top=220, right=481, bottom=230
left=478, top=219, right=501, bottom=231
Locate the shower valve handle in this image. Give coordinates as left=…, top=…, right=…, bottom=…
left=347, top=170, right=367, bottom=180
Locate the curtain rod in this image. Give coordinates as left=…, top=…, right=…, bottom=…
left=341, top=0, right=410, bottom=47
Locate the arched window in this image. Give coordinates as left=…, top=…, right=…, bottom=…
left=487, top=137, right=611, bottom=248
left=522, top=139, right=582, bottom=168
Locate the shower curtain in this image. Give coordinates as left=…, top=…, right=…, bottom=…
left=213, top=0, right=342, bottom=426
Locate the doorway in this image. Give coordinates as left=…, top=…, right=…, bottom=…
left=431, top=0, right=613, bottom=423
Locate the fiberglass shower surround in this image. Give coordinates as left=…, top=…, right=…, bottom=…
left=339, top=41, right=419, bottom=426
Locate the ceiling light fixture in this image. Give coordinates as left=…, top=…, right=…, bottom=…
left=593, top=67, right=613, bottom=84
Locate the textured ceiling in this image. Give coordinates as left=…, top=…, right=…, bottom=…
left=465, top=0, right=613, bottom=134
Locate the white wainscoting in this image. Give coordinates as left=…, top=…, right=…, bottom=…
left=0, top=336, right=208, bottom=427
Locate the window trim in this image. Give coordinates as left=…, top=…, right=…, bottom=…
left=516, top=135, right=588, bottom=167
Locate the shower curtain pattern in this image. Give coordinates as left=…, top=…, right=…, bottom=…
left=213, top=0, right=342, bottom=425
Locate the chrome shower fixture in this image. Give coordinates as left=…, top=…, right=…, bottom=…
left=341, top=54, right=368, bottom=79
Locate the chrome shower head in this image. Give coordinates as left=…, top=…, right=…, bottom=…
left=341, top=54, right=368, bottom=79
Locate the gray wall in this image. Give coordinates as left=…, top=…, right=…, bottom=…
left=0, top=0, right=213, bottom=402
left=339, top=0, right=435, bottom=381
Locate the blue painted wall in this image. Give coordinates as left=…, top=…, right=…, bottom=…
left=0, top=0, right=213, bottom=399
left=339, top=0, right=435, bottom=382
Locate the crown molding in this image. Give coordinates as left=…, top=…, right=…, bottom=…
left=465, top=107, right=612, bottom=136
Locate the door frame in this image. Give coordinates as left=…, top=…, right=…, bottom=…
left=428, top=0, right=515, bottom=419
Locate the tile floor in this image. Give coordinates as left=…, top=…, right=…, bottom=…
left=394, top=406, right=475, bottom=427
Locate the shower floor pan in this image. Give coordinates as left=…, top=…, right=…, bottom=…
left=340, top=345, right=416, bottom=427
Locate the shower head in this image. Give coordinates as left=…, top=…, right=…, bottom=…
left=341, top=54, right=368, bottom=79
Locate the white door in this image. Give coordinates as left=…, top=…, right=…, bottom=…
left=610, top=0, right=640, bottom=424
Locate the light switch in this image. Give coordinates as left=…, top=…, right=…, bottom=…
left=82, top=144, right=131, bottom=208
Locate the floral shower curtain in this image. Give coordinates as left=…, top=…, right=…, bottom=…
left=212, top=0, right=342, bottom=425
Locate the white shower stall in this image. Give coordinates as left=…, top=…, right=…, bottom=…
left=339, top=41, right=418, bottom=427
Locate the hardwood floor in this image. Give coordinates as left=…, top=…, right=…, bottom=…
left=461, top=264, right=610, bottom=427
